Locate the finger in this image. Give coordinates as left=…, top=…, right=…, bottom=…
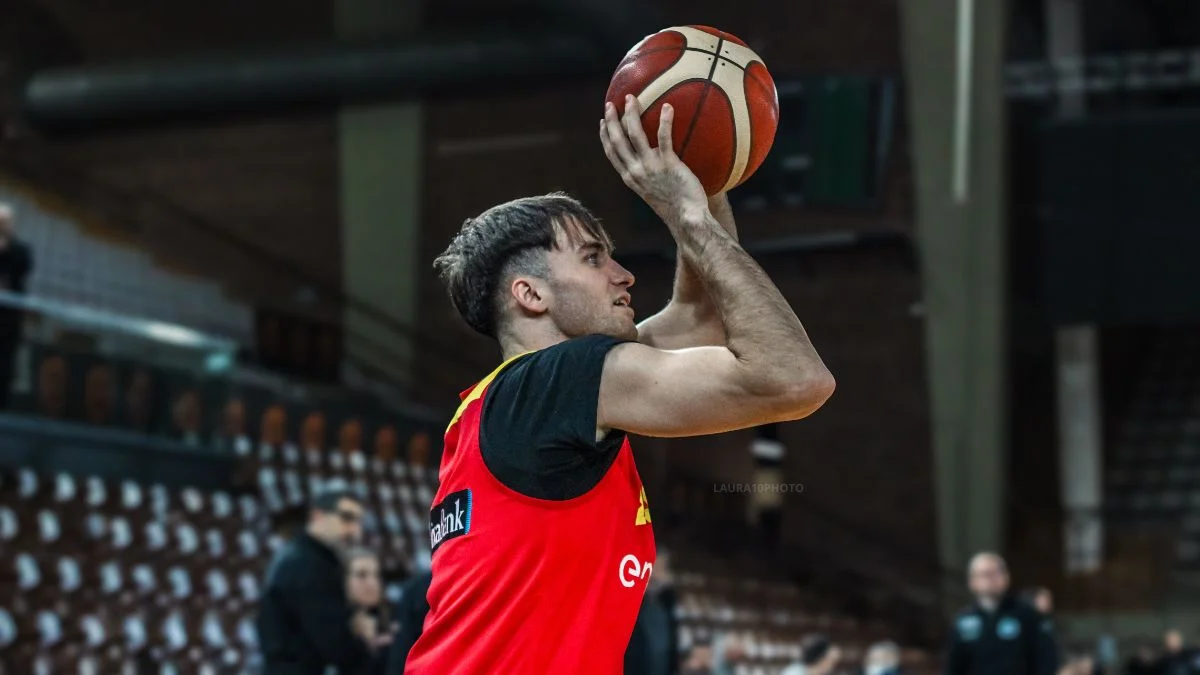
left=599, top=118, right=626, bottom=172
left=657, top=103, right=675, bottom=156
left=603, top=100, right=638, bottom=169
left=621, top=95, right=652, bottom=155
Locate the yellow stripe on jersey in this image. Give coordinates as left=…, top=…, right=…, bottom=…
left=446, top=351, right=531, bottom=434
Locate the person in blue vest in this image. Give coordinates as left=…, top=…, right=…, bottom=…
left=943, top=553, right=1059, bottom=675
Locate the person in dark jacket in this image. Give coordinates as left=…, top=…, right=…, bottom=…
left=386, top=567, right=433, bottom=673
left=1156, top=629, right=1197, bottom=675
left=943, top=553, right=1059, bottom=675
left=257, top=487, right=387, bottom=675
left=626, top=548, right=679, bottom=675
left=0, top=203, right=32, bottom=411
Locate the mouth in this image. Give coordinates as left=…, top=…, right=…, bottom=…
left=613, top=296, right=633, bottom=313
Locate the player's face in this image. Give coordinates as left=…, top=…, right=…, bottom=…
left=545, top=222, right=637, bottom=341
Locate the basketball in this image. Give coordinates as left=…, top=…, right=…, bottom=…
left=605, top=25, right=779, bottom=196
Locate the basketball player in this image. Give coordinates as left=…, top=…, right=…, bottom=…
left=403, top=96, right=835, bottom=674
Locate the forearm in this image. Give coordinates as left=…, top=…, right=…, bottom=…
left=666, top=208, right=828, bottom=392
left=638, top=196, right=736, bottom=349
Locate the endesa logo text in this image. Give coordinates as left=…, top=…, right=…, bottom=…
left=619, top=554, right=653, bottom=588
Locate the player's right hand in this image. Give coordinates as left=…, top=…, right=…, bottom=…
left=600, top=95, right=709, bottom=223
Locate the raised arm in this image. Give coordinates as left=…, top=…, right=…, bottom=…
left=636, top=192, right=737, bottom=350
left=598, top=96, right=833, bottom=437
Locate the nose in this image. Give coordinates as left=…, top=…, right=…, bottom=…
left=611, top=260, right=635, bottom=288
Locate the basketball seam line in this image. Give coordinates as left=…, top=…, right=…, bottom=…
left=623, top=46, right=750, bottom=72
left=679, top=37, right=726, bottom=171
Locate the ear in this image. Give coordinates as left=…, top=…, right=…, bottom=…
left=510, top=276, right=550, bottom=317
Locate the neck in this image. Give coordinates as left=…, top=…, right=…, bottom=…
left=498, top=323, right=568, bottom=360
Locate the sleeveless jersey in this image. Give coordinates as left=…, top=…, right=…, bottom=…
left=405, top=345, right=657, bottom=674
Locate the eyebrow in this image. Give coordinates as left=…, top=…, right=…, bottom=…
left=577, top=241, right=612, bottom=255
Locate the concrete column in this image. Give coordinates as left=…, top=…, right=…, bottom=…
left=336, top=0, right=423, bottom=384
left=900, top=0, right=1009, bottom=574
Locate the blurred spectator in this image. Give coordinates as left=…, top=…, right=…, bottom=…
left=1156, top=629, right=1195, bottom=675
left=124, top=368, right=154, bottom=432
left=257, top=487, right=383, bottom=674
left=340, top=419, right=363, bottom=453
left=0, top=202, right=31, bottom=410
left=213, top=398, right=248, bottom=454
left=625, top=548, right=679, bottom=675
left=36, top=355, right=66, bottom=418
left=83, top=364, right=114, bottom=426
left=407, top=431, right=429, bottom=467
left=781, top=633, right=841, bottom=675
left=681, top=638, right=715, bottom=675
left=943, top=552, right=1058, bottom=675
left=261, top=404, right=287, bottom=447
left=714, top=633, right=750, bottom=675
left=1124, top=644, right=1157, bottom=675
left=386, top=566, right=433, bottom=674
left=302, top=411, right=327, bottom=451
left=172, top=389, right=202, bottom=447
left=375, top=425, right=398, bottom=460
left=346, top=548, right=392, bottom=675
left=1022, top=587, right=1054, bottom=616
left=864, top=640, right=902, bottom=675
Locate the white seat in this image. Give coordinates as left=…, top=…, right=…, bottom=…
left=211, top=492, right=233, bottom=520
left=238, top=530, right=260, bottom=559
left=80, top=613, right=106, bottom=648
left=206, top=569, right=230, bottom=600
left=163, top=609, right=188, bottom=651
left=18, top=468, right=38, bottom=499
left=58, top=556, right=82, bottom=592
left=37, top=609, right=63, bottom=646
left=176, top=524, right=200, bottom=555
left=121, top=481, right=143, bottom=510
left=85, top=477, right=107, bottom=508
left=99, top=560, right=124, bottom=594
left=239, top=495, right=260, bottom=523
left=149, top=485, right=169, bottom=518
left=167, top=566, right=192, bottom=599
left=0, top=607, right=16, bottom=648
left=38, top=509, right=61, bottom=544
left=238, top=572, right=259, bottom=602
left=145, top=521, right=168, bottom=552
left=123, top=613, right=148, bottom=650
left=181, top=487, right=205, bottom=515
left=206, top=528, right=226, bottom=558
left=54, top=473, right=77, bottom=503
left=202, top=610, right=227, bottom=648
left=16, top=552, right=41, bottom=589
left=0, top=506, right=17, bottom=541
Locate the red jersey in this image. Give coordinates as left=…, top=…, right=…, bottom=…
left=405, top=335, right=656, bottom=674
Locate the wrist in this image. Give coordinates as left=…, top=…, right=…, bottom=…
left=663, top=204, right=713, bottom=232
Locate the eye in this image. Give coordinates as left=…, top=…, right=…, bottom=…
left=586, top=252, right=601, bottom=265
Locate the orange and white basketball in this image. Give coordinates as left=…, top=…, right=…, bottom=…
left=605, top=25, right=779, bottom=196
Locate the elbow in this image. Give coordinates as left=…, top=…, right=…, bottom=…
left=763, top=367, right=835, bottom=421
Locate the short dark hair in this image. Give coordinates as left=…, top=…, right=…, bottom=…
left=433, top=193, right=610, bottom=338
left=801, top=634, right=833, bottom=665
left=310, top=487, right=360, bottom=513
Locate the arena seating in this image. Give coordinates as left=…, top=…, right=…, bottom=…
left=1105, top=329, right=1200, bottom=574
